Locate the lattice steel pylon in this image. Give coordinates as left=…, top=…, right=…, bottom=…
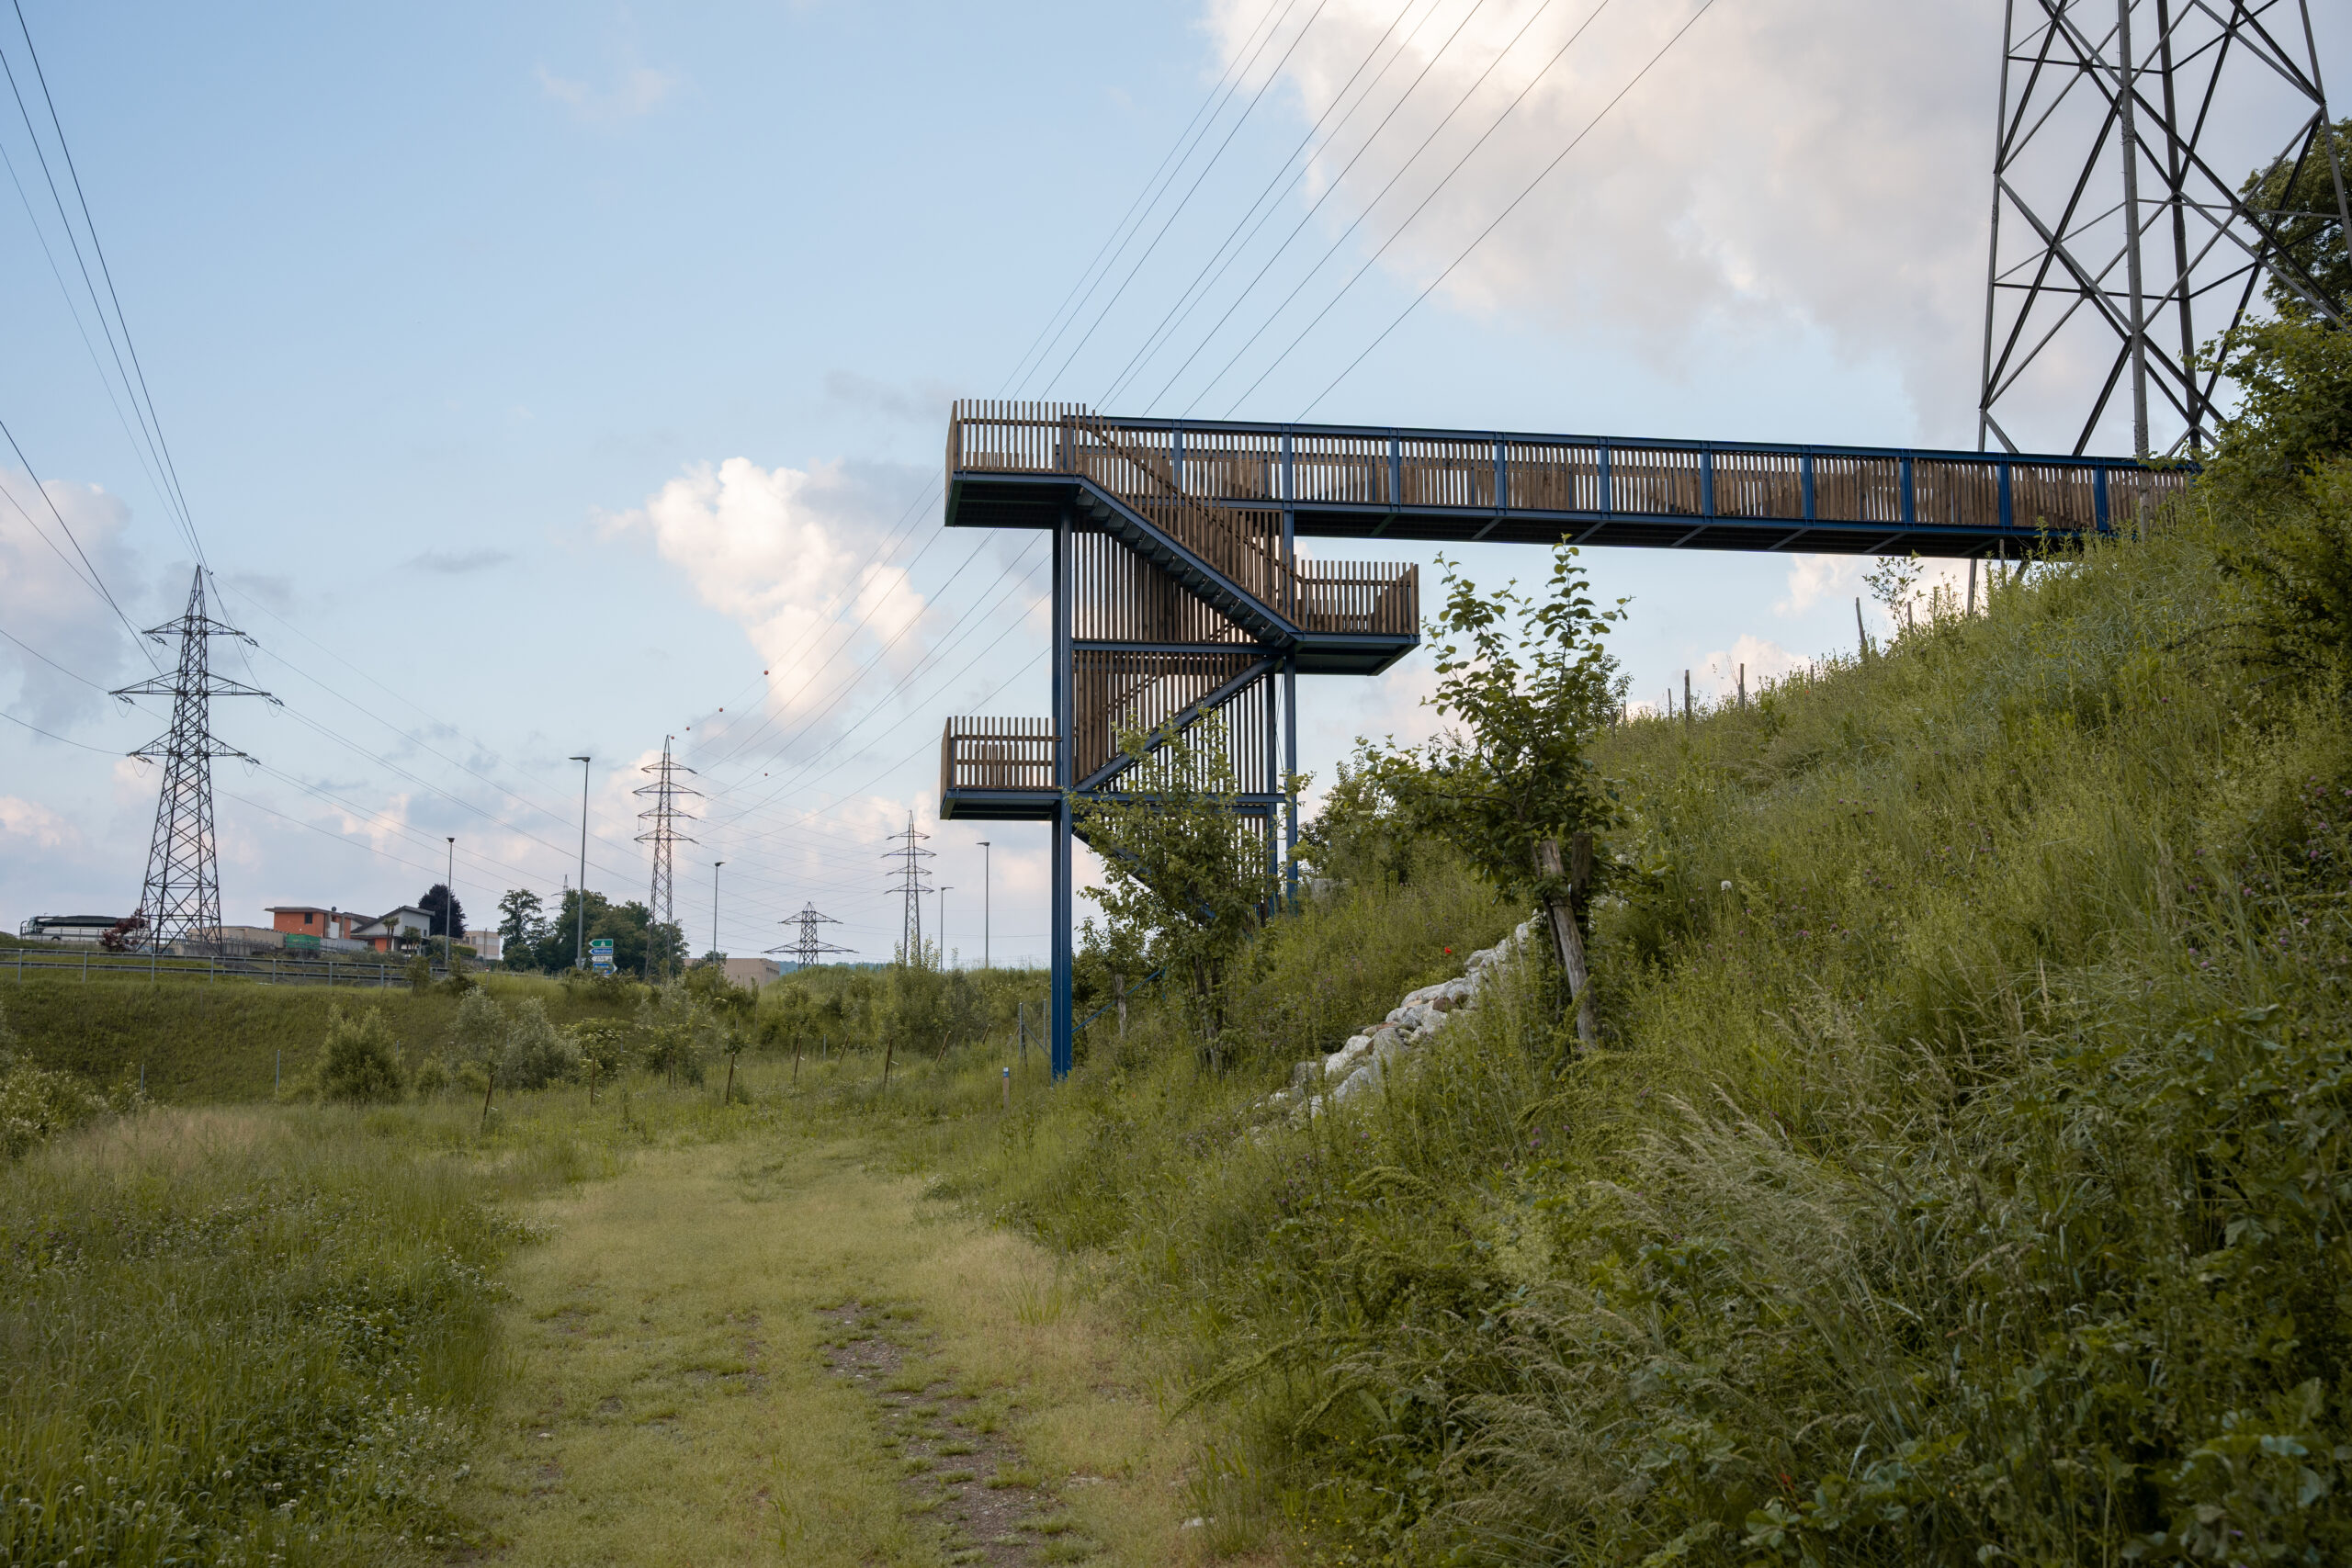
left=766, top=903, right=854, bottom=971
left=634, top=736, right=700, bottom=983
left=111, top=568, right=277, bottom=954
left=882, top=815, right=935, bottom=964
left=1980, top=0, right=2347, bottom=458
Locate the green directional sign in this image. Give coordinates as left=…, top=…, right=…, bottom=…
left=589, top=938, right=616, bottom=974
left=285, top=932, right=321, bottom=952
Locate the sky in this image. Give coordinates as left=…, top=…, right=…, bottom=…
left=0, top=0, right=2343, bottom=968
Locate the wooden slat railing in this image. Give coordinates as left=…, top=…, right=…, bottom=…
left=947, top=402, right=2194, bottom=537
left=1298, top=561, right=1418, bottom=636
left=940, top=716, right=1057, bottom=797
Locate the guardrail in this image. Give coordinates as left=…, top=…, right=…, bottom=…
left=940, top=717, right=1058, bottom=796
left=0, top=947, right=461, bottom=987
left=948, top=401, right=2191, bottom=538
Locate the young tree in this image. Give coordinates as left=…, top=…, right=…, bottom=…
left=1363, top=543, right=1626, bottom=1050
left=1074, top=716, right=1272, bottom=1057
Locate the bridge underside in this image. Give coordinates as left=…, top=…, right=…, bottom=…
left=937, top=404, right=2190, bottom=1079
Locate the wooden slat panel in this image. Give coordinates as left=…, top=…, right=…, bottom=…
left=1712, top=450, right=1805, bottom=520
left=1813, top=456, right=1903, bottom=524
left=940, top=716, right=1057, bottom=795
left=1913, top=459, right=2001, bottom=529
left=1298, top=561, right=1418, bottom=635
left=1505, top=443, right=1603, bottom=512
left=2011, top=464, right=2100, bottom=531
left=1610, top=446, right=1702, bottom=516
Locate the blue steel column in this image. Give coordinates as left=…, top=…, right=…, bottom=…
left=1051, top=510, right=1075, bottom=1080
left=1283, top=657, right=1298, bottom=906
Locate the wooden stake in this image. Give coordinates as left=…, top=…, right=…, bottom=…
left=1967, top=558, right=1977, bottom=616
left=1536, top=837, right=1598, bottom=1051
left=1855, top=596, right=1871, bottom=659
left=881, top=1035, right=895, bottom=1087
left=1737, top=662, right=1746, bottom=709
left=1683, top=670, right=1692, bottom=724
left=793, top=1045, right=801, bottom=1086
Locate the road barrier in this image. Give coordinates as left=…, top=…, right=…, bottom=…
left=0, top=947, right=463, bottom=988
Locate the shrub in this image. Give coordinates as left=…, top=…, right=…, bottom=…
left=498, top=998, right=577, bottom=1089
left=412, top=1055, right=450, bottom=1096
left=0, top=1056, right=106, bottom=1160
left=316, top=1007, right=406, bottom=1104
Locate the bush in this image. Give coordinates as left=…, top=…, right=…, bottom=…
left=316, top=1007, right=406, bottom=1104
left=0, top=1056, right=106, bottom=1159
left=498, top=998, right=578, bottom=1089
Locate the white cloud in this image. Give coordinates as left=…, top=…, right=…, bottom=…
left=1692, top=634, right=1809, bottom=699
left=1776, top=553, right=1867, bottom=616
left=606, top=457, right=931, bottom=750
left=0, top=470, right=143, bottom=729
left=0, top=795, right=79, bottom=851
left=1200, top=0, right=2003, bottom=441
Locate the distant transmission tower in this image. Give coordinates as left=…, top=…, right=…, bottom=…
left=882, top=815, right=935, bottom=964
left=1980, top=1, right=2346, bottom=457
left=634, top=736, right=700, bottom=983
left=111, top=568, right=277, bottom=953
left=767, top=903, right=854, bottom=972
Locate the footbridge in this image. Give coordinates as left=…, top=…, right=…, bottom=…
left=934, top=401, right=2188, bottom=1075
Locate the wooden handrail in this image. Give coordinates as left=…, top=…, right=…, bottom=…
left=940, top=716, right=1057, bottom=795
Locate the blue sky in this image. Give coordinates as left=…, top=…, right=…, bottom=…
left=1, top=1, right=2341, bottom=965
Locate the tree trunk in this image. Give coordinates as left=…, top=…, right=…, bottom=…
left=480, top=1070, right=496, bottom=1134
left=1537, top=836, right=1598, bottom=1051
left=723, top=1052, right=737, bottom=1105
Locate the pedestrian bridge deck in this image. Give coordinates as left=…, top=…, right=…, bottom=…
left=946, top=403, right=2188, bottom=558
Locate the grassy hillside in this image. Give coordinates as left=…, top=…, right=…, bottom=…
left=0, top=972, right=643, bottom=1101
left=848, top=460, right=2352, bottom=1563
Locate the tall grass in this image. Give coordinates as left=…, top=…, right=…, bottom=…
left=0, top=1110, right=516, bottom=1564
left=855, top=508, right=2352, bottom=1564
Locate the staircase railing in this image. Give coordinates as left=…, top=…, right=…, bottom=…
left=939, top=717, right=1057, bottom=796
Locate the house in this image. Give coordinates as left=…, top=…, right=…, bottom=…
left=463, top=928, right=503, bottom=963
left=348, top=906, right=435, bottom=953
left=266, top=906, right=369, bottom=942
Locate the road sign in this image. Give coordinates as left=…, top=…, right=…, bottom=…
left=589, top=937, right=616, bottom=974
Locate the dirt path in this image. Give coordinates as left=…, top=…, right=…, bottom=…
left=451, top=1133, right=1208, bottom=1567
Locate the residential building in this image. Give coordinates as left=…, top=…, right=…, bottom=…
left=463, top=927, right=503, bottom=963
left=349, top=906, right=434, bottom=952
left=266, top=906, right=368, bottom=941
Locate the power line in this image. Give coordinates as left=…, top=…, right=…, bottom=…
left=1296, top=0, right=1724, bottom=416
left=1094, top=0, right=1432, bottom=408
left=1197, top=0, right=1591, bottom=416
left=1037, top=0, right=1330, bottom=397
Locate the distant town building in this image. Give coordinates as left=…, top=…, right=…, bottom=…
left=463, top=927, right=503, bottom=962
left=721, top=956, right=780, bottom=989
left=349, top=906, right=434, bottom=952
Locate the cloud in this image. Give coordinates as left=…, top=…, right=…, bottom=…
left=405, top=547, right=514, bottom=575
left=1776, top=554, right=1867, bottom=616
left=0, top=795, right=80, bottom=852
left=1691, top=634, right=1810, bottom=699
left=605, top=457, right=933, bottom=752
left=1199, top=0, right=2002, bottom=441
left=536, top=62, right=682, bottom=122
left=0, top=470, right=142, bottom=729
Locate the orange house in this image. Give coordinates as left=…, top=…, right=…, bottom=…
left=265, top=906, right=365, bottom=941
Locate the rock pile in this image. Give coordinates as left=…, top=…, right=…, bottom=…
left=1270, top=917, right=1541, bottom=1115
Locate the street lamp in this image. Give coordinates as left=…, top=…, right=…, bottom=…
left=977, top=840, right=990, bottom=969
left=937, top=886, right=953, bottom=969
left=445, top=836, right=455, bottom=977
left=570, top=755, right=591, bottom=968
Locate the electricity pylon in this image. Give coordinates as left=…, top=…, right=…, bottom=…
left=882, top=815, right=935, bottom=965
left=1979, top=0, right=2346, bottom=458
left=767, top=903, right=854, bottom=971
left=111, top=568, right=277, bottom=953
left=634, top=736, right=700, bottom=983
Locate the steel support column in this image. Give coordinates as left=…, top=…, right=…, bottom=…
left=1282, top=656, right=1298, bottom=906
left=1050, top=510, right=1075, bottom=1080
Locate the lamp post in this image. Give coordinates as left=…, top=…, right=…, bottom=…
left=977, top=840, right=990, bottom=969
left=570, top=755, right=591, bottom=968
left=712, top=861, right=725, bottom=964
left=444, top=836, right=455, bottom=977
left=937, top=886, right=953, bottom=969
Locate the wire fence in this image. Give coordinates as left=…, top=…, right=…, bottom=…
left=0, top=946, right=463, bottom=989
